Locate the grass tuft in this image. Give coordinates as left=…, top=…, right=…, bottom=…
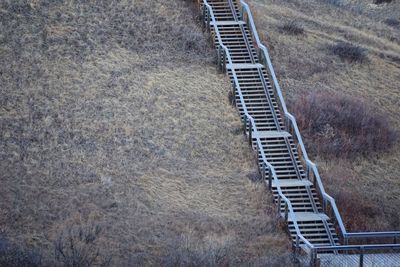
left=280, top=21, right=305, bottom=35
left=329, top=41, right=368, bottom=63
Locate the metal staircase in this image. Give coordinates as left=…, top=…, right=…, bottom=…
left=194, top=0, right=400, bottom=266
left=206, top=0, right=339, bottom=249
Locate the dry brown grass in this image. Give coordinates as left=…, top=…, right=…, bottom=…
left=248, top=0, right=400, bottom=231
left=0, top=0, right=291, bottom=265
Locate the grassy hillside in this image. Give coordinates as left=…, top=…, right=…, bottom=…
left=248, top=0, right=400, bottom=231
left=0, top=0, right=291, bottom=265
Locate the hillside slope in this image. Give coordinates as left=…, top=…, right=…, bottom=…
left=0, top=0, right=290, bottom=265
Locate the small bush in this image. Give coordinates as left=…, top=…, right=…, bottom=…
left=0, top=237, right=43, bottom=267
left=384, top=18, right=400, bottom=27
left=330, top=41, right=368, bottom=63
left=374, top=0, right=393, bottom=4
left=323, top=0, right=345, bottom=7
left=289, top=92, right=397, bottom=159
left=247, top=171, right=262, bottom=182
left=280, top=21, right=305, bottom=35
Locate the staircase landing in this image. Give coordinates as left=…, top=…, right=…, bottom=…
left=318, top=253, right=400, bottom=267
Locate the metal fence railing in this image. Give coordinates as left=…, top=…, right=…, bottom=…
left=195, top=0, right=400, bottom=266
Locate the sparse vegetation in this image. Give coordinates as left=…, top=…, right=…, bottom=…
left=159, top=233, right=294, bottom=267
left=279, top=21, right=305, bottom=35
left=320, top=163, right=391, bottom=232
left=289, top=92, right=397, bottom=159
left=330, top=41, right=368, bottom=63
left=0, top=237, right=43, bottom=267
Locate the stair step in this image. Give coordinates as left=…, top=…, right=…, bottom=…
left=286, top=212, right=330, bottom=222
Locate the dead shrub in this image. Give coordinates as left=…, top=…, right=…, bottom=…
left=160, top=234, right=234, bottom=267
left=0, top=236, right=43, bottom=267
left=322, top=0, right=345, bottom=7
left=54, top=224, right=111, bottom=267
left=279, top=21, right=305, bottom=35
left=374, top=0, right=393, bottom=4
left=289, top=92, right=397, bottom=159
left=329, top=41, right=368, bottom=63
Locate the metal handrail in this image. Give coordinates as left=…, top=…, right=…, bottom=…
left=314, top=243, right=400, bottom=253
left=202, top=0, right=313, bottom=250
left=238, top=0, right=400, bottom=246
left=346, top=232, right=400, bottom=238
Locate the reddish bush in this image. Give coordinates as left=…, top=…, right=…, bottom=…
left=289, top=92, right=397, bottom=159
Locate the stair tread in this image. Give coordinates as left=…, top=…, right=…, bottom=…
left=271, top=179, right=313, bottom=188
left=286, top=212, right=330, bottom=222
left=252, top=130, right=291, bottom=138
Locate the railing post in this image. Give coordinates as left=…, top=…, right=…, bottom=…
left=206, top=9, right=210, bottom=31
left=277, top=195, right=281, bottom=214
left=262, top=163, right=266, bottom=181
left=202, top=5, right=206, bottom=29
left=243, top=116, right=247, bottom=134
left=310, top=169, right=315, bottom=184
left=259, top=49, right=265, bottom=66
left=359, top=248, right=364, bottom=267
left=285, top=115, right=289, bottom=132
left=248, top=120, right=252, bottom=146
left=310, top=249, right=316, bottom=267
left=309, top=249, right=320, bottom=267
left=232, top=85, right=236, bottom=106
left=344, top=235, right=349, bottom=255
left=268, top=169, right=272, bottom=191
left=217, top=46, right=221, bottom=72
left=293, top=235, right=300, bottom=267
left=223, top=49, right=226, bottom=73
left=284, top=203, right=288, bottom=221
